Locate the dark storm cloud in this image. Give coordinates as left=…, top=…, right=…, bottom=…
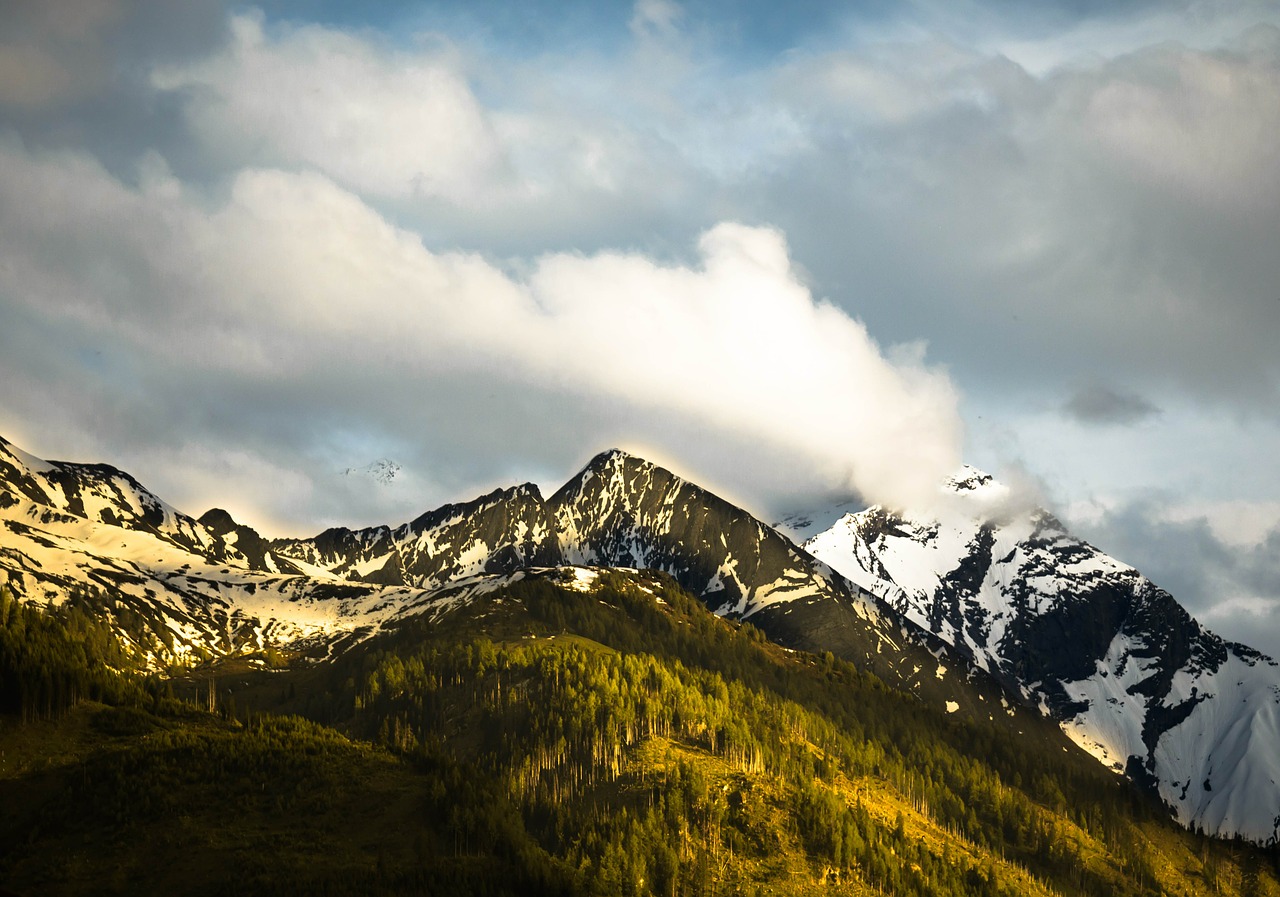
left=1063, top=385, right=1160, bottom=425
left=1071, top=498, right=1280, bottom=658
left=0, top=0, right=228, bottom=180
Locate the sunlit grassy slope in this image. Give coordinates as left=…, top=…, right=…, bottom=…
left=1, top=573, right=1277, bottom=896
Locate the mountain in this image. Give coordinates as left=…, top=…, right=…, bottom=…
left=0, top=435, right=475, bottom=660
left=0, top=435, right=216, bottom=558
left=4, top=561, right=1277, bottom=897
left=547, top=450, right=1015, bottom=709
left=795, top=466, right=1280, bottom=843
left=0, top=439, right=1009, bottom=719
left=4, top=435, right=1279, bottom=844
left=265, top=482, right=560, bottom=589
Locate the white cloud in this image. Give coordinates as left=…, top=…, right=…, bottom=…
left=152, top=12, right=506, bottom=202
left=523, top=223, right=964, bottom=509
left=988, top=3, right=1280, bottom=76
left=630, top=0, right=683, bottom=42
left=1082, top=34, right=1280, bottom=211
left=0, top=142, right=962, bottom=530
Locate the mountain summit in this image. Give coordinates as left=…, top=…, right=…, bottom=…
left=797, top=469, right=1280, bottom=842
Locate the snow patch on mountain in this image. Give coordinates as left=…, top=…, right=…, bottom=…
left=342, top=459, right=401, bottom=484
left=799, top=467, right=1280, bottom=843
left=772, top=499, right=863, bottom=544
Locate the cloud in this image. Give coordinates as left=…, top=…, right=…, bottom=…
left=630, top=0, right=683, bottom=41
left=0, top=0, right=124, bottom=109
left=1070, top=496, right=1280, bottom=659
left=755, top=24, right=1280, bottom=416
left=0, top=0, right=227, bottom=113
left=0, top=141, right=962, bottom=532
left=152, top=12, right=506, bottom=202
left=1081, top=28, right=1280, bottom=212
left=2, top=1, right=1278, bottom=564
left=118, top=8, right=1280, bottom=429
left=144, top=8, right=720, bottom=262
left=1063, top=384, right=1160, bottom=425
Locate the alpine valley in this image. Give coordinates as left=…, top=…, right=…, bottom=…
left=1, top=433, right=1278, bottom=897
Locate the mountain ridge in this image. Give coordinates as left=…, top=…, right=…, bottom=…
left=3, top=435, right=1278, bottom=842
left=796, top=470, right=1280, bottom=842
left=0, top=437, right=1022, bottom=718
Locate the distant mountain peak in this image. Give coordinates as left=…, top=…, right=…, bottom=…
left=198, top=507, right=240, bottom=533
left=583, top=447, right=649, bottom=471
left=0, top=434, right=54, bottom=474
left=553, top=448, right=669, bottom=505
left=944, top=464, right=995, bottom=493
left=342, top=458, right=401, bottom=485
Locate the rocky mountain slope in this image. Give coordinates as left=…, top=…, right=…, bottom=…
left=0, top=439, right=1003, bottom=718
left=794, top=467, right=1280, bottom=843
left=8, top=560, right=1272, bottom=897
left=5, top=435, right=1277, bottom=841
left=0, top=436, right=496, bottom=661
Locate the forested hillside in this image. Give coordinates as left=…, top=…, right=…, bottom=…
left=7, top=434, right=1278, bottom=846
left=1, top=574, right=1278, bottom=896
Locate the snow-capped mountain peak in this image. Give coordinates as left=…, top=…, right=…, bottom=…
left=798, top=469, right=1280, bottom=843
left=341, top=458, right=402, bottom=484
left=943, top=464, right=995, bottom=492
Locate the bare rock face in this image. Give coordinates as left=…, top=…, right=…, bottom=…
left=550, top=449, right=850, bottom=616
left=799, top=470, right=1280, bottom=843
left=545, top=450, right=1004, bottom=703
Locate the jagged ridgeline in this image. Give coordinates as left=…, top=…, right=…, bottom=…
left=3, top=434, right=1280, bottom=895
left=0, top=438, right=1014, bottom=715
left=3, top=571, right=1279, bottom=897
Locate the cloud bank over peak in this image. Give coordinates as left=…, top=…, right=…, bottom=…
left=0, top=0, right=1277, bottom=648
left=0, top=141, right=961, bottom=530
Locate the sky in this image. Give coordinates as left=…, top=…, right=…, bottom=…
left=1, top=0, right=1278, bottom=653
